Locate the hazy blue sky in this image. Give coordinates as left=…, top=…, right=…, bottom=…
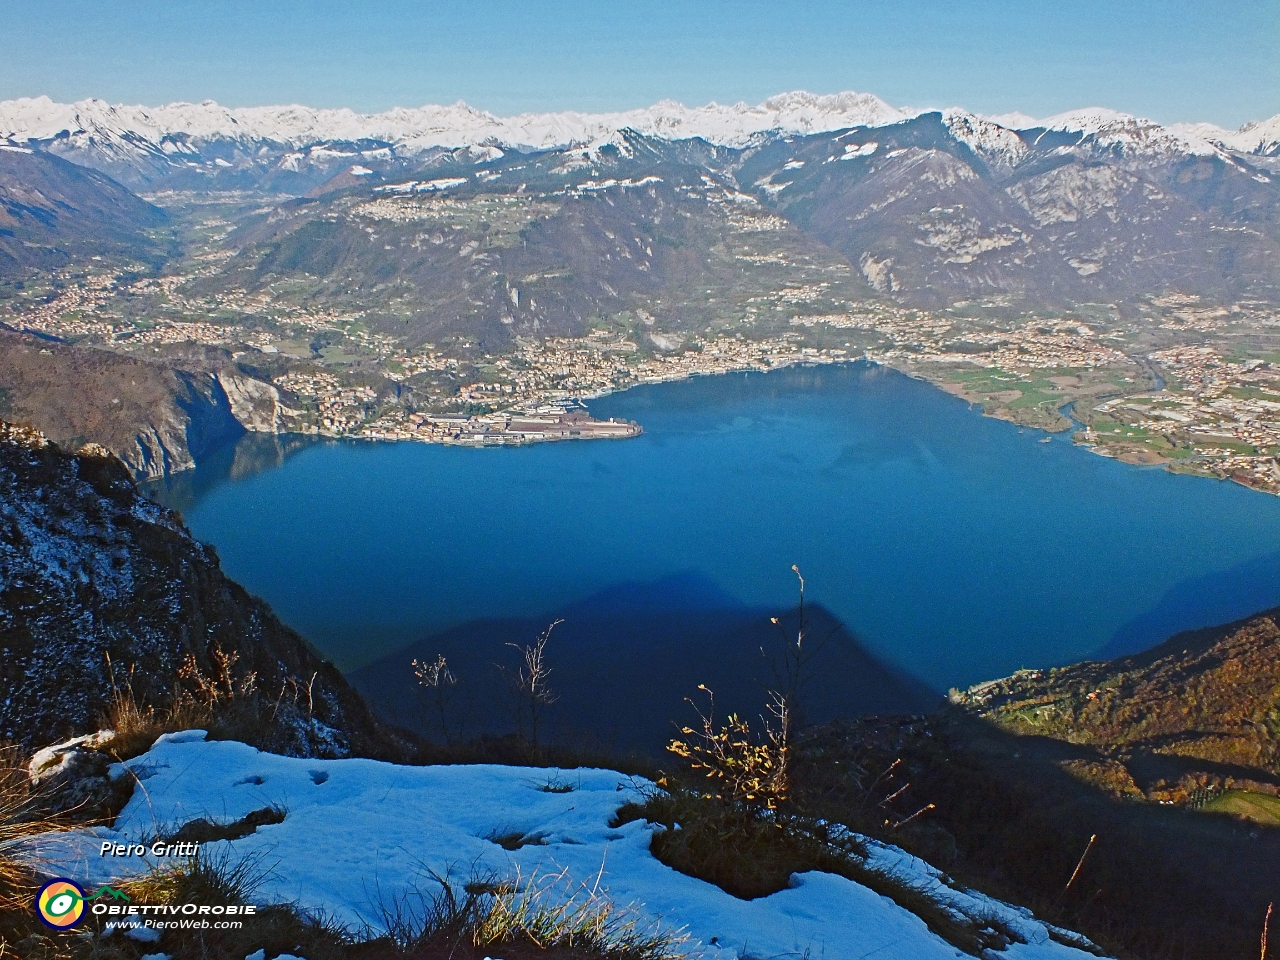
left=1, top=0, right=1276, bottom=126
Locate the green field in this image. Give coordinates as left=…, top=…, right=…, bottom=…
left=1203, top=790, right=1280, bottom=825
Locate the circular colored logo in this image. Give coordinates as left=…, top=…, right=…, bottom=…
left=36, top=879, right=86, bottom=929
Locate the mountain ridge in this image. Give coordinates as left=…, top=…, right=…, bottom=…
left=0, top=145, right=169, bottom=275
left=3, top=91, right=1276, bottom=192
left=0, top=91, right=912, bottom=153
left=0, top=327, right=288, bottom=479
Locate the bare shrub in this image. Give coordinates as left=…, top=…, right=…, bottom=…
left=412, top=654, right=458, bottom=743
left=500, top=620, right=561, bottom=744
left=175, top=644, right=258, bottom=710
left=102, top=645, right=307, bottom=763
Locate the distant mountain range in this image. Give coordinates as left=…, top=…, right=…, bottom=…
left=3, top=94, right=1278, bottom=297
left=2, top=91, right=1277, bottom=190
left=170, top=105, right=1280, bottom=312
left=2, top=89, right=1279, bottom=419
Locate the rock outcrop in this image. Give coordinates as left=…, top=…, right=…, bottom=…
left=216, top=371, right=287, bottom=434
left=0, top=422, right=382, bottom=754
left=0, top=328, right=288, bottom=479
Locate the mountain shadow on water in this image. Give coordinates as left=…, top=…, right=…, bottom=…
left=348, top=572, right=940, bottom=756
left=142, top=431, right=330, bottom=515
left=1096, top=547, right=1280, bottom=659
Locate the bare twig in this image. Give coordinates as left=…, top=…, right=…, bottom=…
left=1262, top=902, right=1272, bottom=960
left=504, top=621, right=561, bottom=744
left=1061, top=834, right=1097, bottom=899
left=879, top=782, right=911, bottom=808
left=891, top=803, right=935, bottom=830
left=763, top=565, right=841, bottom=736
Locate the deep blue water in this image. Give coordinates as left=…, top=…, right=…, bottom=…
left=147, top=362, right=1280, bottom=689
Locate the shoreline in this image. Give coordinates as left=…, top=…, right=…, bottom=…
left=156, top=352, right=1280, bottom=500
left=289, top=347, right=856, bottom=447
left=883, top=361, right=1280, bottom=498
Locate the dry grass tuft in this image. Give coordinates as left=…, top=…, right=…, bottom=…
left=100, top=857, right=686, bottom=960
left=613, top=787, right=862, bottom=900
left=100, top=646, right=325, bottom=765
left=372, top=867, right=687, bottom=959
left=0, top=745, right=74, bottom=957
left=0, top=746, right=49, bottom=905
left=113, top=850, right=352, bottom=960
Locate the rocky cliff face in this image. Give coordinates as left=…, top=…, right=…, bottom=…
left=0, top=328, right=287, bottom=479
left=0, top=421, right=381, bottom=753
left=216, top=371, right=287, bottom=433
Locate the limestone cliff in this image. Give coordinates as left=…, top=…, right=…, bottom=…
left=0, top=328, right=287, bottom=479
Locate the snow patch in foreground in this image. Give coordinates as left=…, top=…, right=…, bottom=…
left=30, top=732, right=1105, bottom=960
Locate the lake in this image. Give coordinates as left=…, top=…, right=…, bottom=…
left=147, top=362, right=1280, bottom=691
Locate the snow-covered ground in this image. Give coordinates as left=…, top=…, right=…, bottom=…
left=31, top=732, right=1106, bottom=959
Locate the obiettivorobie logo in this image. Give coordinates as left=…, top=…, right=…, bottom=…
left=35, top=879, right=130, bottom=930
left=35, top=877, right=256, bottom=933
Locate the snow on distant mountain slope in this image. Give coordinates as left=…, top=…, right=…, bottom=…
left=4, top=91, right=1274, bottom=196
left=943, top=109, right=1029, bottom=175
left=1174, top=114, right=1280, bottom=157
left=1037, top=108, right=1223, bottom=160
left=4, top=93, right=1273, bottom=161
left=1226, top=114, right=1280, bottom=155
left=0, top=91, right=913, bottom=157
left=980, top=111, right=1040, bottom=130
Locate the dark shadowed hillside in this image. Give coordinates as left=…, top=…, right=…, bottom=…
left=0, top=328, right=293, bottom=478
left=0, top=421, right=381, bottom=754
left=791, top=607, right=1280, bottom=960
left=0, top=146, right=169, bottom=276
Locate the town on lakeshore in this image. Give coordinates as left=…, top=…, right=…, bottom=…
left=5, top=165, right=1280, bottom=494
left=9, top=261, right=1280, bottom=493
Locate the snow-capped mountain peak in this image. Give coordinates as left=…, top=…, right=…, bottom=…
left=0, top=91, right=919, bottom=157
left=1174, top=113, right=1280, bottom=157
left=942, top=109, right=1029, bottom=173
left=1038, top=107, right=1225, bottom=160
left=3, top=92, right=1275, bottom=191
left=978, top=110, right=1040, bottom=130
